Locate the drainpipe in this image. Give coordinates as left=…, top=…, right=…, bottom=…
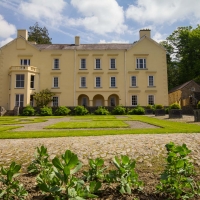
left=74, top=50, right=76, bottom=106
left=124, top=50, right=127, bottom=106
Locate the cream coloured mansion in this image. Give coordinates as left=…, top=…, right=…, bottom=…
left=0, top=29, right=168, bottom=109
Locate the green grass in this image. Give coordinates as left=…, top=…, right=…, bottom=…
left=45, top=121, right=129, bottom=129
left=70, top=115, right=116, bottom=120
left=0, top=115, right=199, bottom=139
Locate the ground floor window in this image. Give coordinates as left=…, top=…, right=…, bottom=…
left=148, top=95, right=154, bottom=105
left=52, top=96, right=59, bottom=107
left=131, top=95, right=137, bottom=106
left=15, top=94, right=24, bottom=107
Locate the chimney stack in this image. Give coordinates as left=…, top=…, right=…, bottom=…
left=17, top=29, right=28, bottom=40
left=139, top=29, right=151, bottom=39
left=75, top=36, right=80, bottom=46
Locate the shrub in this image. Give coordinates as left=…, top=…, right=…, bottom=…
left=94, top=106, right=110, bottom=115
left=197, top=101, right=200, bottom=109
left=40, top=106, right=52, bottom=116
left=170, top=103, right=181, bottom=109
left=55, top=106, right=71, bottom=116
left=112, top=105, right=126, bottom=115
left=155, top=104, right=163, bottom=109
left=128, top=106, right=145, bottom=115
left=165, top=107, right=169, bottom=114
left=74, top=105, right=88, bottom=115
left=22, top=105, right=35, bottom=116
left=146, top=105, right=153, bottom=109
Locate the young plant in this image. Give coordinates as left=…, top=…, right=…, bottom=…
left=0, top=162, right=28, bottom=199
left=83, top=158, right=106, bottom=181
left=106, top=155, right=143, bottom=195
left=37, top=149, right=98, bottom=199
left=156, top=142, right=200, bottom=199
left=27, top=145, right=52, bottom=175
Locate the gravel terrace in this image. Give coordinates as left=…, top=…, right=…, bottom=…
left=0, top=115, right=200, bottom=170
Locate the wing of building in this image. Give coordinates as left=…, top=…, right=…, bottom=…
left=0, top=29, right=168, bottom=109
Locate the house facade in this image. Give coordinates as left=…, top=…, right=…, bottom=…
left=0, top=29, right=168, bottom=109
left=168, top=80, right=200, bottom=107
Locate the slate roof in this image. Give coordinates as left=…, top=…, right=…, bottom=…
left=169, top=80, right=200, bottom=93
left=34, top=43, right=135, bottom=50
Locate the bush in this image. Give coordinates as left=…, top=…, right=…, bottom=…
left=94, top=106, right=110, bottom=115
left=22, top=105, right=35, bottom=116
left=165, top=107, right=169, bottom=114
left=55, top=106, right=71, bottom=116
left=170, top=103, right=181, bottom=109
left=197, top=101, right=200, bottom=109
left=146, top=105, right=153, bottom=109
left=40, top=106, right=52, bottom=116
left=74, top=106, right=88, bottom=115
left=112, top=105, right=126, bottom=115
left=128, top=106, right=145, bottom=115
left=155, top=104, right=163, bottom=109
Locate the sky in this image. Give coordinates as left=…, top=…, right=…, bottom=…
left=0, top=0, right=200, bottom=47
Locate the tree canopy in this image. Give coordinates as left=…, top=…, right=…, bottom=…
left=28, top=22, right=52, bottom=44
left=160, top=25, right=200, bottom=90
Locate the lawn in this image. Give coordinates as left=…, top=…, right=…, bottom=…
left=0, top=115, right=199, bottom=139
left=45, top=120, right=129, bottom=129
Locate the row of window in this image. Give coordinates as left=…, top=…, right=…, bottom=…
left=19, top=58, right=147, bottom=70
left=15, top=94, right=154, bottom=107
left=15, top=74, right=155, bottom=89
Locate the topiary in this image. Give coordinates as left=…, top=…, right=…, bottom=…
left=197, top=101, right=200, bottom=109
left=146, top=105, right=153, bottom=109
left=170, top=103, right=181, bottom=110
left=22, top=105, right=35, bottom=116
left=40, top=106, right=52, bottom=116
left=94, top=106, right=110, bottom=115
left=74, top=106, right=88, bottom=115
left=128, top=106, right=145, bottom=115
left=155, top=104, right=163, bottom=109
left=55, top=106, right=71, bottom=116
left=112, top=105, right=126, bottom=115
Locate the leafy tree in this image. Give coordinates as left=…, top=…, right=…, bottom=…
left=33, top=89, right=55, bottom=107
left=160, top=25, right=200, bottom=90
left=28, top=22, right=52, bottom=44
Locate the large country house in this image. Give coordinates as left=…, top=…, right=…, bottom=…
left=0, top=29, right=168, bottom=110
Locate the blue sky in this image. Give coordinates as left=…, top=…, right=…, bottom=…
left=0, top=0, right=200, bottom=47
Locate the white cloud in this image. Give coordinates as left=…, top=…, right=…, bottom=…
left=69, top=0, right=128, bottom=34
left=19, top=0, right=67, bottom=26
left=126, top=0, right=200, bottom=25
left=152, top=32, right=167, bottom=43
left=0, top=15, right=16, bottom=38
left=99, top=39, right=129, bottom=43
left=0, top=37, right=14, bottom=47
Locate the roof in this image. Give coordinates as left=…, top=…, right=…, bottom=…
left=169, top=80, right=200, bottom=93
left=34, top=43, right=134, bottom=50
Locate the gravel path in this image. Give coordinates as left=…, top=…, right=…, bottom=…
left=0, top=115, right=200, bottom=171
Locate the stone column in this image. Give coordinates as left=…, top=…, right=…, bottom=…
left=104, top=100, right=108, bottom=106
left=89, top=100, right=93, bottom=106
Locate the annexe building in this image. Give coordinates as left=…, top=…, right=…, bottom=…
left=0, top=29, right=168, bottom=109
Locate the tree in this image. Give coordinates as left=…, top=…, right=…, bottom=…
left=160, top=25, right=200, bottom=90
left=33, top=89, right=55, bottom=107
left=28, top=22, right=52, bottom=44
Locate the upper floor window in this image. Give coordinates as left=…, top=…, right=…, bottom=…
left=95, top=77, right=101, bottom=88
left=95, top=59, right=101, bottom=69
left=16, top=74, right=24, bottom=88
left=53, top=77, right=59, bottom=88
left=131, top=76, right=137, bottom=87
left=110, top=58, right=116, bottom=69
left=132, top=95, right=138, bottom=106
left=20, top=59, right=30, bottom=66
left=148, top=76, right=154, bottom=86
left=54, top=59, right=59, bottom=69
left=110, top=77, right=116, bottom=87
left=81, top=59, right=86, bottom=69
left=80, top=77, right=86, bottom=87
left=136, top=58, right=146, bottom=69
left=148, top=95, right=154, bottom=105
left=52, top=96, right=59, bottom=107
left=30, top=75, right=34, bottom=89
